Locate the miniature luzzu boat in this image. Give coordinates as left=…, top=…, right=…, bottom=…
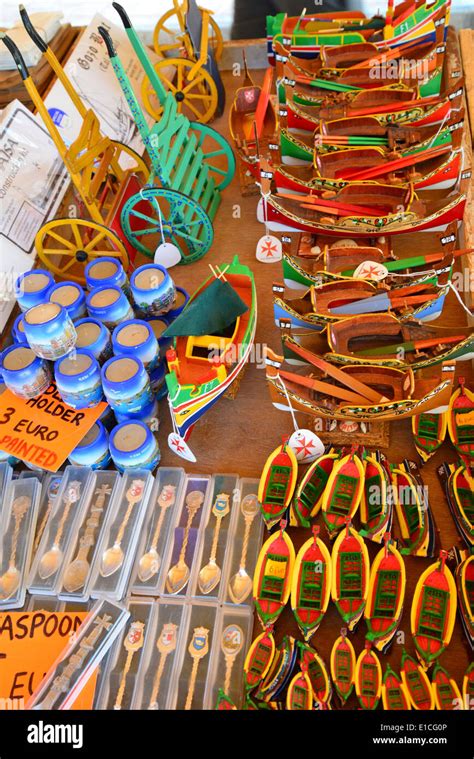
left=253, top=520, right=295, bottom=628
left=254, top=635, right=297, bottom=701
left=331, top=519, right=370, bottom=630
left=291, top=526, right=332, bottom=639
left=400, top=648, right=434, bottom=709
left=298, top=641, right=332, bottom=704
left=330, top=629, right=356, bottom=704
left=321, top=450, right=365, bottom=538
left=449, top=466, right=474, bottom=547
left=243, top=627, right=276, bottom=692
left=412, top=410, right=447, bottom=462
left=411, top=550, right=457, bottom=668
left=293, top=449, right=339, bottom=527
left=164, top=256, right=256, bottom=455
left=359, top=452, right=392, bottom=543
left=258, top=440, right=298, bottom=528
left=382, top=665, right=411, bottom=710
left=354, top=641, right=382, bottom=710
left=364, top=534, right=405, bottom=651
left=391, top=463, right=434, bottom=556
left=454, top=548, right=474, bottom=649
left=431, top=663, right=462, bottom=710
left=447, top=377, right=474, bottom=467
left=257, top=164, right=466, bottom=238
left=463, top=662, right=474, bottom=710
left=286, top=665, right=313, bottom=710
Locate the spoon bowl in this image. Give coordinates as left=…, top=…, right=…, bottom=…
left=100, top=543, right=124, bottom=577
left=198, top=560, right=221, bottom=595
left=38, top=545, right=63, bottom=580
left=228, top=567, right=253, bottom=605
left=138, top=548, right=161, bottom=582
left=166, top=560, right=190, bottom=594
left=0, top=566, right=21, bottom=600
left=63, top=558, right=90, bottom=593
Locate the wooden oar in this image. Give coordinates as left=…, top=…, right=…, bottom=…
left=329, top=292, right=437, bottom=315
left=284, top=342, right=387, bottom=403
left=318, top=136, right=389, bottom=145
left=277, top=192, right=384, bottom=215
left=354, top=335, right=468, bottom=357
left=255, top=67, right=273, bottom=139
left=341, top=248, right=472, bottom=277
left=347, top=95, right=442, bottom=117
left=342, top=145, right=451, bottom=181
left=278, top=369, right=371, bottom=405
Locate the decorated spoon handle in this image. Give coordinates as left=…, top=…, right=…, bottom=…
left=150, top=504, right=168, bottom=551
left=148, top=651, right=167, bottom=708
left=223, top=654, right=235, bottom=696
left=239, top=514, right=254, bottom=571
left=178, top=505, right=198, bottom=565
left=9, top=499, right=29, bottom=568
left=69, top=485, right=110, bottom=564
left=52, top=498, right=73, bottom=548
left=208, top=514, right=223, bottom=564
left=34, top=498, right=53, bottom=554
left=115, top=496, right=139, bottom=546
left=184, top=656, right=200, bottom=711
left=114, top=648, right=134, bottom=710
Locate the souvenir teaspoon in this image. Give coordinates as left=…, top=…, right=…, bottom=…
left=228, top=494, right=259, bottom=604
left=184, top=627, right=209, bottom=710
left=100, top=480, right=145, bottom=577
left=0, top=496, right=30, bottom=601
left=38, top=482, right=81, bottom=580
left=166, top=490, right=204, bottom=594
left=198, top=493, right=230, bottom=594
left=148, top=622, right=178, bottom=710
left=221, top=624, right=244, bottom=696
left=138, top=484, right=176, bottom=582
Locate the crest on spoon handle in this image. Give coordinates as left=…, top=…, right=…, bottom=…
left=148, top=622, right=178, bottom=709
left=114, top=620, right=145, bottom=710
left=184, top=627, right=209, bottom=710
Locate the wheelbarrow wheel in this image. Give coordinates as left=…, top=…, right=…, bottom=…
left=190, top=122, right=236, bottom=190
left=110, top=140, right=149, bottom=181
left=35, top=219, right=129, bottom=285
left=142, top=58, right=218, bottom=124
left=153, top=5, right=223, bottom=61
left=121, top=187, right=213, bottom=264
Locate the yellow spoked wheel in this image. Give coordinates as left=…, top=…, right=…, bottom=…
left=141, top=57, right=218, bottom=124
left=153, top=6, right=223, bottom=61
left=35, top=219, right=129, bottom=285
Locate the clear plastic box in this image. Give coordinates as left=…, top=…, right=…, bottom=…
left=204, top=605, right=253, bottom=709
left=170, top=600, right=218, bottom=710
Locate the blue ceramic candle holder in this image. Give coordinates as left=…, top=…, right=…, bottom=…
left=54, top=349, right=103, bottom=409
left=49, top=281, right=87, bottom=322
left=114, top=396, right=159, bottom=426
left=74, top=318, right=112, bottom=364
left=68, top=421, right=110, bottom=469
left=23, top=303, right=77, bottom=360
left=101, top=356, right=153, bottom=417
left=13, top=314, right=28, bottom=344
left=167, top=286, right=190, bottom=321
left=85, top=257, right=131, bottom=297
left=112, top=319, right=159, bottom=372
left=109, top=421, right=160, bottom=472
left=149, top=362, right=167, bottom=398
left=146, top=316, right=173, bottom=358
left=1, top=345, right=52, bottom=399
left=86, top=285, right=134, bottom=330
left=130, top=264, right=176, bottom=316
left=14, top=269, right=55, bottom=312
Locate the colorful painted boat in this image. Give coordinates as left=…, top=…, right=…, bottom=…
left=266, top=348, right=455, bottom=424
left=392, top=465, right=431, bottom=556
left=291, top=525, right=331, bottom=639
left=412, top=411, right=447, bottom=462
left=322, top=451, right=365, bottom=539
left=331, top=520, right=370, bottom=630
left=431, top=663, right=462, bottom=710
left=293, top=450, right=339, bottom=527
left=365, top=534, right=406, bottom=651
left=164, top=256, right=256, bottom=450
left=411, top=550, right=457, bottom=667
left=253, top=521, right=295, bottom=628
left=449, top=466, right=474, bottom=547
left=454, top=548, right=474, bottom=649
left=298, top=640, right=332, bottom=704
left=400, top=649, right=434, bottom=709
left=360, top=452, right=391, bottom=543
left=243, top=628, right=276, bottom=692
left=330, top=629, right=356, bottom=704
left=215, top=689, right=237, bottom=710
left=447, top=378, right=474, bottom=467
left=286, top=666, right=313, bottom=710
left=462, top=662, right=474, bottom=711
left=258, top=441, right=298, bottom=528
left=255, top=635, right=297, bottom=701
left=355, top=641, right=382, bottom=710
left=382, top=664, right=411, bottom=710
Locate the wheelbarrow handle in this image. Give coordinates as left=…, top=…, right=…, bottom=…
left=112, top=2, right=132, bottom=29
left=19, top=4, right=48, bottom=53
left=98, top=26, right=117, bottom=58
left=0, top=33, right=30, bottom=80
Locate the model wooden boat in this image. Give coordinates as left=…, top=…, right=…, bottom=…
left=454, top=548, right=474, bottom=649
left=265, top=347, right=455, bottom=424
left=365, top=534, right=405, bottom=651
left=330, top=629, right=356, bottom=704
left=293, top=450, right=339, bottom=527
left=253, top=521, right=295, bottom=628
left=449, top=466, right=474, bottom=547
left=243, top=627, right=276, bottom=692
left=267, top=0, right=452, bottom=61
left=462, top=662, right=474, bottom=711
left=164, top=256, right=256, bottom=450
left=331, top=520, right=370, bottom=629
left=400, top=648, right=434, bottom=709
left=391, top=463, right=434, bottom=556
left=286, top=666, right=313, bottom=710
left=355, top=641, right=382, bottom=710
left=258, top=441, right=298, bottom=528
left=360, top=452, right=392, bottom=543
left=411, top=550, right=457, bottom=667
left=447, top=378, right=474, bottom=467
left=412, top=411, right=447, bottom=462
left=255, top=635, right=297, bottom=701
left=215, top=689, right=237, bottom=710
left=321, top=451, right=364, bottom=539
left=291, top=526, right=332, bottom=639
left=382, top=664, right=411, bottom=710
left=298, top=641, right=332, bottom=704
left=258, top=163, right=466, bottom=238
left=431, top=663, right=462, bottom=710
